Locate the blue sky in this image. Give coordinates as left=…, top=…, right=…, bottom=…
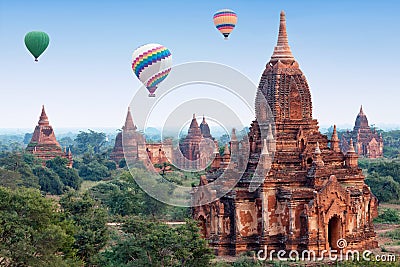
left=1, top=0, right=400, bottom=130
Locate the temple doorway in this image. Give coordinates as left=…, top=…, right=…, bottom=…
left=328, top=216, right=341, bottom=250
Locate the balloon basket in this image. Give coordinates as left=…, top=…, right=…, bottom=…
left=224, top=37, right=228, bottom=40
left=35, top=58, right=38, bottom=62
left=148, top=93, right=156, bottom=97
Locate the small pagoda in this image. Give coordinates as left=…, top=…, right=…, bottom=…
left=26, top=105, right=72, bottom=167
left=340, top=105, right=383, bottom=158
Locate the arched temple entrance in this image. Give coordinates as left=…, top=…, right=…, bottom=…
left=328, top=216, right=341, bottom=250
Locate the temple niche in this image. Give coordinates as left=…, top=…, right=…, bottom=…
left=26, top=105, right=73, bottom=167
left=193, top=11, right=378, bottom=256
left=340, top=106, right=383, bottom=159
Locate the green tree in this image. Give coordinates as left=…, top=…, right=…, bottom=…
left=0, top=168, right=22, bottom=189
left=23, top=132, right=33, bottom=144
left=96, top=217, right=213, bottom=267
left=46, top=157, right=82, bottom=190
left=59, top=136, right=74, bottom=148
left=367, top=161, right=400, bottom=183
left=89, top=171, right=145, bottom=216
left=374, top=208, right=400, bottom=224
left=366, top=172, right=400, bottom=202
left=0, top=152, right=39, bottom=189
left=74, top=152, right=114, bottom=181
left=74, top=130, right=106, bottom=154
left=33, top=165, right=64, bottom=195
left=78, top=160, right=110, bottom=181
left=60, top=192, right=109, bottom=264
left=0, top=187, right=82, bottom=266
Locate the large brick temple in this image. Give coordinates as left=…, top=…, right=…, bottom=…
left=26, top=105, right=72, bottom=167
left=340, top=106, right=383, bottom=159
left=193, top=11, right=378, bottom=256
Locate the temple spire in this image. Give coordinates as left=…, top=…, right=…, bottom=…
left=267, top=124, right=274, bottom=141
left=224, top=143, right=230, bottom=156
left=313, top=142, right=324, bottom=167
left=348, top=138, right=356, bottom=153
left=38, top=105, right=49, bottom=126
left=231, top=128, right=237, bottom=141
left=189, top=113, right=199, bottom=128
left=123, top=107, right=137, bottom=131
left=359, top=105, right=364, bottom=115
left=271, top=10, right=294, bottom=62
left=261, top=139, right=269, bottom=156
left=331, top=125, right=340, bottom=153
left=331, top=125, right=339, bottom=141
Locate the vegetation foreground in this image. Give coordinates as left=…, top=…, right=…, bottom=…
left=1, top=129, right=400, bottom=266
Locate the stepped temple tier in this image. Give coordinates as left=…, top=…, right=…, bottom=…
left=340, top=106, right=383, bottom=159
left=26, top=105, right=72, bottom=167
left=193, top=11, right=378, bottom=256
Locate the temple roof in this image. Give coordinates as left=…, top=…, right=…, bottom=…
left=259, top=11, right=312, bottom=123
left=189, top=114, right=199, bottom=128
left=200, top=116, right=212, bottom=139
left=354, top=105, right=369, bottom=130
left=187, top=114, right=202, bottom=138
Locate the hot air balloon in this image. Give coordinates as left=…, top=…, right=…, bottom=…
left=132, top=43, right=172, bottom=97
left=24, top=31, right=50, bottom=62
left=213, top=9, right=238, bottom=40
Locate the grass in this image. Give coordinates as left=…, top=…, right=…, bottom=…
left=79, top=180, right=103, bottom=193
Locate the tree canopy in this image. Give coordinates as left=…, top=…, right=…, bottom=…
left=0, top=187, right=82, bottom=266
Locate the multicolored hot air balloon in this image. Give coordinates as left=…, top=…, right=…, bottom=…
left=24, top=31, right=50, bottom=62
left=132, top=43, right=172, bottom=97
left=213, top=9, right=237, bottom=40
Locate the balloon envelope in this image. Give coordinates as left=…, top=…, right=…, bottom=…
left=24, top=31, right=50, bottom=61
left=213, top=9, right=238, bottom=39
left=132, top=43, right=172, bottom=97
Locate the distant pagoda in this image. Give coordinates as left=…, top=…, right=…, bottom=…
left=111, top=107, right=172, bottom=166
left=177, top=114, right=216, bottom=169
left=340, top=105, right=383, bottom=158
left=110, top=107, right=139, bottom=164
left=26, top=105, right=72, bottom=167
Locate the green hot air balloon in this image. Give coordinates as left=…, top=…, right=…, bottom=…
left=24, top=31, right=50, bottom=62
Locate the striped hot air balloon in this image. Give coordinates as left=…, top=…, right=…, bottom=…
left=132, top=43, right=172, bottom=97
left=213, top=9, right=238, bottom=40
